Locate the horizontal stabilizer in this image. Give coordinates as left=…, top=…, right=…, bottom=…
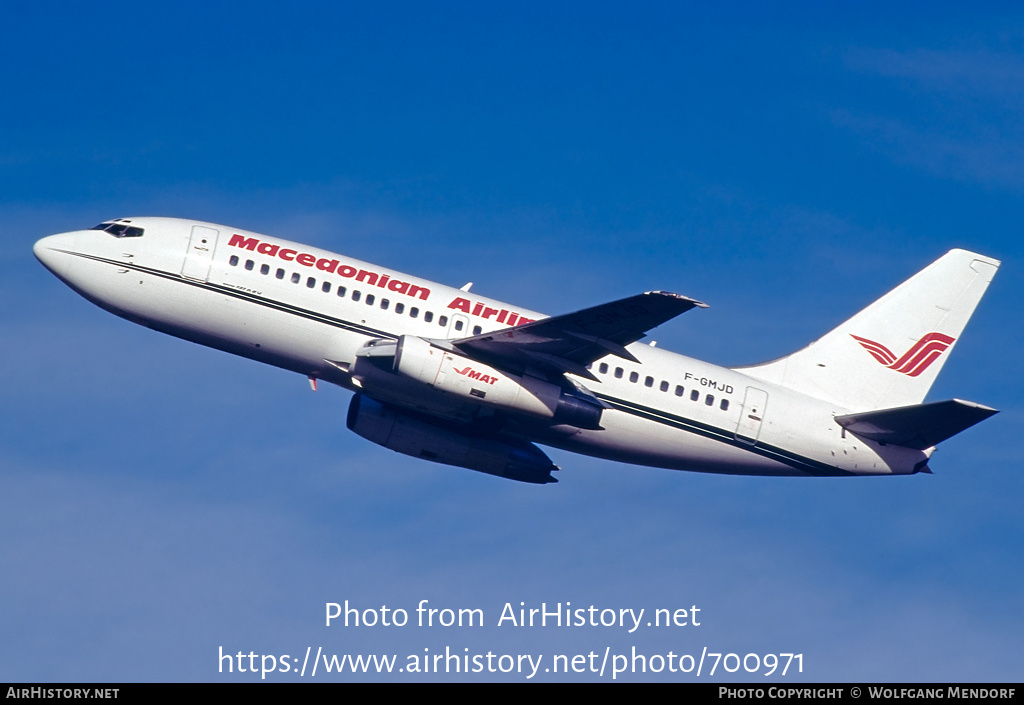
left=834, top=399, right=998, bottom=450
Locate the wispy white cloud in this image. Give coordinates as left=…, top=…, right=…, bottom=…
left=831, top=107, right=1024, bottom=189
left=836, top=46, right=1024, bottom=189
left=846, top=47, right=1024, bottom=103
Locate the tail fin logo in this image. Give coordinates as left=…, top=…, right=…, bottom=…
left=850, top=332, right=956, bottom=377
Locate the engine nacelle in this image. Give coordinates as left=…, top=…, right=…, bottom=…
left=375, top=335, right=603, bottom=429
left=346, top=394, right=558, bottom=484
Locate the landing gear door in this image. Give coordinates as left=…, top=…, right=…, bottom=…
left=182, top=225, right=219, bottom=281
left=735, top=387, right=768, bottom=445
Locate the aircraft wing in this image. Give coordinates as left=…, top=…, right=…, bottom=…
left=450, top=291, right=706, bottom=380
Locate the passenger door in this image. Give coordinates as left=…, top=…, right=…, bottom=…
left=735, top=387, right=769, bottom=445
left=181, top=225, right=219, bottom=281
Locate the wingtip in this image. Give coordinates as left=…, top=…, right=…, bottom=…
left=646, top=290, right=709, bottom=308
left=952, top=399, right=999, bottom=415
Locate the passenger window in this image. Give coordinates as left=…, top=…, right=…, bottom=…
left=366, top=294, right=375, bottom=305
left=454, top=319, right=463, bottom=331
left=473, top=325, right=482, bottom=335
left=660, top=380, right=669, bottom=392
left=260, top=264, right=270, bottom=275
left=690, top=390, right=699, bottom=401
left=229, top=255, right=239, bottom=266
left=705, top=394, right=714, bottom=406
left=675, top=385, right=684, bottom=397
left=439, top=315, right=448, bottom=326
left=276, top=268, right=285, bottom=279
left=381, top=299, right=389, bottom=310
left=599, top=363, right=608, bottom=374
left=307, top=277, right=316, bottom=288
left=614, top=367, right=623, bottom=379
left=629, top=371, right=639, bottom=383
left=424, top=311, right=433, bottom=322
left=644, top=376, right=654, bottom=388
left=322, top=281, right=331, bottom=293
left=720, top=399, right=730, bottom=411
left=410, top=307, right=419, bottom=318
left=245, top=260, right=254, bottom=271
left=352, top=291, right=361, bottom=302
left=395, top=303, right=404, bottom=314
left=291, top=272, right=300, bottom=284
left=337, top=286, right=346, bottom=298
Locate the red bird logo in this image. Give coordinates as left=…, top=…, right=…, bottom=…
left=850, top=332, right=955, bottom=377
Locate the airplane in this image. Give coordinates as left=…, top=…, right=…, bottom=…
left=34, top=217, right=1000, bottom=484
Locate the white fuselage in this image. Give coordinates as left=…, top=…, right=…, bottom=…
left=34, top=217, right=929, bottom=477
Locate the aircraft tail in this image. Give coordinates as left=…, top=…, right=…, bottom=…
left=738, top=249, right=999, bottom=410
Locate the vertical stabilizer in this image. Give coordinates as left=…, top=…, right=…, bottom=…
left=738, top=250, right=999, bottom=410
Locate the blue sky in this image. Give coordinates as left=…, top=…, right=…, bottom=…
left=2, top=2, right=1021, bottom=682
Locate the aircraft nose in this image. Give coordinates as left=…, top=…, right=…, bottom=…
left=33, top=232, right=78, bottom=279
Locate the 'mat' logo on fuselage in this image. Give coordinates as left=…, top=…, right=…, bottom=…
left=453, top=366, right=499, bottom=385
left=850, top=332, right=955, bottom=377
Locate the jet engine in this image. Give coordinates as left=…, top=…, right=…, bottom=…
left=353, top=335, right=604, bottom=429
left=346, top=394, right=559, bottom=484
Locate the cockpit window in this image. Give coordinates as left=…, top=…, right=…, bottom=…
left=91, top=222, right=144, bottom=238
